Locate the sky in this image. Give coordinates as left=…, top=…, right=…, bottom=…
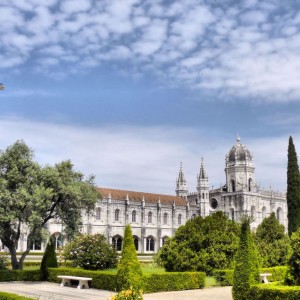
left=0, top=0, right=300, bottom=195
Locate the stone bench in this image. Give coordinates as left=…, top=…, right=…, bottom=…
left=260, top=273, right=272, bottom=283
left=57, top=275, right=92, bottom=289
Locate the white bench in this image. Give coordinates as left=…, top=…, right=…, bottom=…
left=260, top=273, right=272, bottom=283
left=57, top=275, right=92, bottom=289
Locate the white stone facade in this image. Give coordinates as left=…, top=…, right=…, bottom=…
left=1, top=137, right=287, bottom=253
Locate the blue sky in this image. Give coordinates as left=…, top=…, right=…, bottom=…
left=0, top=0, right=299, bottom=194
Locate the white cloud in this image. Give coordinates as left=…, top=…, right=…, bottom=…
left=0, top=117, right=289, bottom=195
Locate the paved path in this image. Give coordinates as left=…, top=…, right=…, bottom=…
left=0, top=282, right=232, bottom=300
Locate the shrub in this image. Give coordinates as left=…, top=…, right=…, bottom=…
left=40, top=237, right=58, bottom=280
left=110, top=287, right=143, bottom=300
left=63, top=234, right=118, bottom=270
left=232, top=216, right=260, bottom=300
left=0, top=270, right=40, bottom=282
left=249, top=283, right=300, bottom=300
left=159, top=211, right=240, bottom=275
left=285, top=227, right=300, bottom=285
left=255, top=213, right=291, bottom=267
left=0, top=253, right=8, bottom=270
left=47, top=267, right=205, bottom=293
left=116, top=225, right=143, bottom=291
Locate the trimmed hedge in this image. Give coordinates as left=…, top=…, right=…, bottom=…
left=0, top=270, right=40, bottom=282
left=0, top=292, right=34, bottom=300
left=48, top=267, right=205, bottom=293
left=249, top=283, right=300, bottom=299
left=214, top=266, right=287, bottom=286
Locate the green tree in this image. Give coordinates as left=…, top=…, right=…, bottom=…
left=232, top=216, right=260, bottom=300
left=287, top=136, right=300, bottom=235
left=285, top=228, right=300, bottom=286
left=63, top=234, right=118, bottom=270
left=116, top=225, right=143, bottom=291
left=0, top=140, right=99, bottom=270
left=40, top=236, right=58, bottom=280
left=255, top=212, right=291, bottom=267
left=159, top=211, right=240, bottom=275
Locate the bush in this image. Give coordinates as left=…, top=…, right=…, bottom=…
left=40, top=237, right=58, bottom=280
left=255, top=213, right=291, bottom=267
left=116, top=225, right=143, bottom=291
left=249, top=283, right=300, bottom=300
left=232, top=216, right=260, bottom=300
left=63, top=234, right=118, bottom=270
left=0, top=253, right=8, bottom=270
left=110, top=287, right=143, bottom=300
left=214, top=266, right=288, bottom=286
left=0, top=270, right=40, bottom=282
left=159, top=212, right=240, bottom=275
left=285, top=227, right=300, bottom=285
left=0, top=292, right=35, bottom=300
left=47, top=267, right=205, bottom=293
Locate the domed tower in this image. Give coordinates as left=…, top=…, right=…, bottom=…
left=225, top=137, right=255, bottom=193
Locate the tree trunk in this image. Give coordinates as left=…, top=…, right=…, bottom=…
left=8, top=246, right=20, bottom=270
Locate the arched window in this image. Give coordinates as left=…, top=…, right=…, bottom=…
left=146, top=236, right=155, bottom=251
left=132, top=210, right=136, bottom=223
left=163, top=212, right=168, bottom=224
left=230, top=208, right=235, bottom=221
left=133, top=236, right=139, bottom=251
left=112, top=236, right=123, bottom=251
left=251, top=206, right=256, bottom=218
left=231, top=179, right=235, bottom=192
left=115, top=209, right=120, bottom=221
left=262, top=206, right=267, bottom=219
left=96, top=207, right=101, bottom=220
left=148, top=211, right=152, bottom=223
left=191, top=214, right=196, bottom=219
left=178, top=214, right=182, bottom=225
left=162, top=236, right=169, bottom=246
left=277, top=207, right=283, bottom=224
left=248, top=178, right=252, bottom=192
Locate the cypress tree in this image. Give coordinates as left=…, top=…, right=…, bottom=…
left=232, top=216, right=260, bottom=300
left=40, top=237, right=58, bottom=280
left=287, top=136, right=300, bottom=235
left=116, top=225, right=143, bottom=291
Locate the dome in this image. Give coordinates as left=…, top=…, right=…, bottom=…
left=228, top=137, right=252, bottom=163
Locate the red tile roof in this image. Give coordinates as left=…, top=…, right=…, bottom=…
left=97, top=187, right=187, bottom=206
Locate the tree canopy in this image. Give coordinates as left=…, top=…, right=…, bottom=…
left=254, top=212, right=291, bottom=267
left=0, top=140, right=99, bottom=269
left=159, top=211, right=240, bottom=275
left=287, top=136, right=300, bottom=235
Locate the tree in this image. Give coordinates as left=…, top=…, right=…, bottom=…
left=116, top=225, right=143, bottom=291
left=285, top=228, right=300, bottom=286
left=159, top=211, right=240, bottom=275
left=0, top=140, right=99, bottom=270
left=287, top=136, right=300, bottom=235
left=232, top=216, right=260, bottom=300
left=63, top=234, right=118, bottom=270
left=255, top=212, right=291, bottom=267
left=40, top=236, right=58, bottom=280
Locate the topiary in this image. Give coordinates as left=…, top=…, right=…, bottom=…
left=232, top=216, right=260, bottom=300
left=63, top=234, right=118, bottom=270
left=0, top=252, right=8, bottom=270
left=116, top=225, right=143, bottom=291
left=285, top=227, right=300, bottom=286
left=40, top=236, right=58, bottom=280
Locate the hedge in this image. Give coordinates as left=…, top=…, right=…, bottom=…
left=214, top=266, right=287, bottom=286
left=0, top=292, right=35, bottom=300
left=48, top=268, right=205, bottom=293
left=249, top=283, right=300, bottom=299
left=0, top=270, right=40, bottom=282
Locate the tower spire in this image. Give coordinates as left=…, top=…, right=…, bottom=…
left=176, top=162, right=188, bottom=197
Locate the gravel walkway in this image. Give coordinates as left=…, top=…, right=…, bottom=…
left=0, top=282, right=232, bottom=300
